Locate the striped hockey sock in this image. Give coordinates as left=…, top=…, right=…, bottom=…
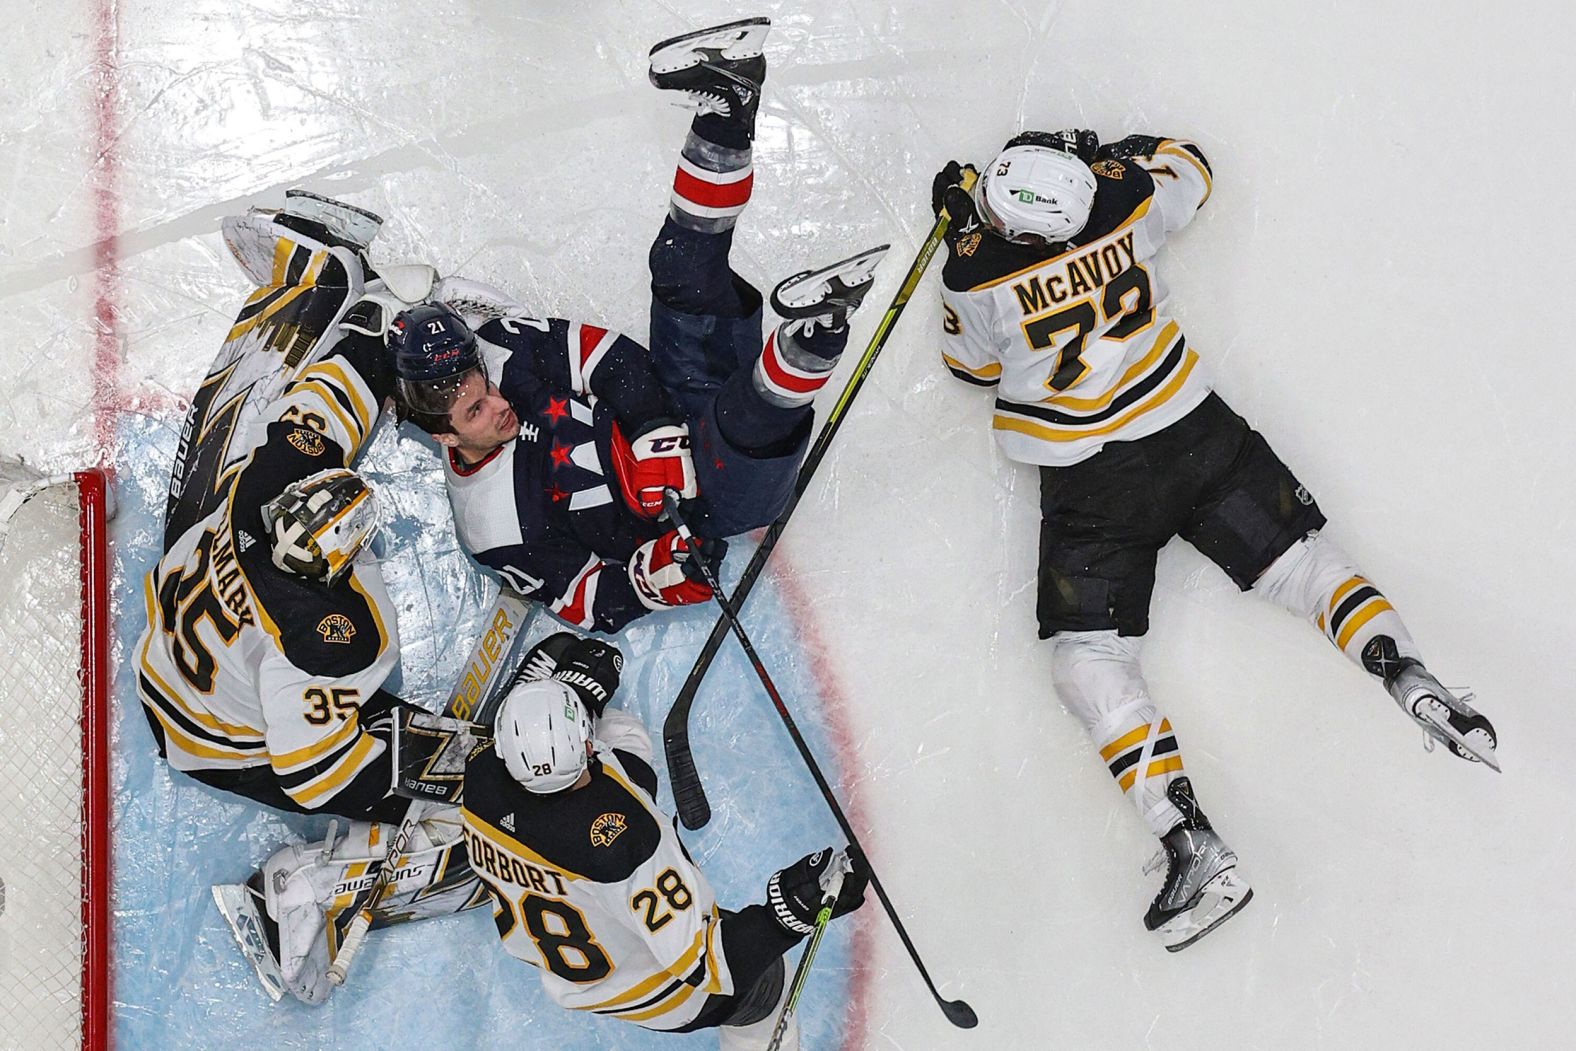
left=752, top=321, right=845, bottom=408
left=1316, top=574, right=1420, bottom=669
left=669, top=131, right=753, bottom=234
left=1095, top=708, right=1188, bottom=837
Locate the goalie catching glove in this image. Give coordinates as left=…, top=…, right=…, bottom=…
left=611, top=419, right=697, bottom=518
left=629, top=530, right=726, bottom=610
left=766, top=847, right=870, bottom=936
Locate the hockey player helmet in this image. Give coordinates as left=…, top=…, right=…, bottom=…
left=494, top=679, right=595, bottom=794
left=974, top=144, right=1097, bottom=245
left=389, top=302, right=481, bottom=421
left=261, top=468, right=382, bottom=586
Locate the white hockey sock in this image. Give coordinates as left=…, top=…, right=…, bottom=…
left=1253, top=532, right=1422, bottom=675
left=1050, top=631, right=1188, bottom=837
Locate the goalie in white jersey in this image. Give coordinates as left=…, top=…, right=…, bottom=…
left=933, top=130, right=1499, bottom=951
left=462, top=632, right=868, bottom=1050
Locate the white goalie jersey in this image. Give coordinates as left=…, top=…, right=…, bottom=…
left=940, top=138, right=1216, bottom=466
left=137, top=300, right=401, bottom=811
left=461, top=712, right=735, bottom=1030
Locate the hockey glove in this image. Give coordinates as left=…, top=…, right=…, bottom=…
left=931, top=161, right=978, bottom=217
left=1005, top=128, right=1100, bottom=164
left=629, top=530, right=717, bottom=610
left=611, top=419, right=697, bottom=519
left=548, top=637, right=623, bottom=717
left=766, top=847, right=870, bottom=937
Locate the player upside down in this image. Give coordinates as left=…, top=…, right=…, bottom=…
left=931, top=129, right=1500, bottom=950
left=384, top=16, right=887, bottom=635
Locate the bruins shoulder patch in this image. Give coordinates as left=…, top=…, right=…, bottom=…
left=317, top=613, right=356, bottom=644
left=286, top=427, right=326, bottom=456
left=954, top=231, right=982, bottom=257
left=1092, top=159, right=1126, bottom=179
left=589, top=812, right=628, bottom=848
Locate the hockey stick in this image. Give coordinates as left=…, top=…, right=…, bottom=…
left=664, top=183, right=972, bottom=831
left=326, top=587, right=537, bottom=984
left=767, top=851, right=851, bottom=1051
left=665, top=493, right=977, bottom=1029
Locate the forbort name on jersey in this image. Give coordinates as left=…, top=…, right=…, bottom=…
left=1011, top=231, right=1138, bottom=316
left=465, top=825, right=570, bottom=896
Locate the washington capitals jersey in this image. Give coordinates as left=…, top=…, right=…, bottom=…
left=137, top=332, right=401, bottom=811
left=444, top=315, right=677, bottom=633
left=941, top=138, right=1215, bottom=466
left=461, top=712, right=734, bottom=1030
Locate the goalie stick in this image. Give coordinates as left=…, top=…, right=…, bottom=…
left=663, top=177, right=976, bottom=830
left=665, top=493, right=977, bottom=1029
left=326, top=587, right=538, bottom=985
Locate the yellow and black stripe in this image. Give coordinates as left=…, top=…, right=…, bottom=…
left=582, top=907, right=723, bottom=1024
left=1317, top=576, right=1396, bottom=656
left=271, top=712, right=383, bottom=808
left=992, top=323, right=1199, bottom=445
left=1100, top=718, right=1183, bottom=794
left=942, top=352, right=1002, bottom=387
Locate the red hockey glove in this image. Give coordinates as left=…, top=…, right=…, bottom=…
left=611, top=420, right=697, bottom=518
left=629, top=530, right=714, bottom=610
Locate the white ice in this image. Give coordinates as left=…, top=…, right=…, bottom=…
left=2, top=2, right=1573, bottom=1049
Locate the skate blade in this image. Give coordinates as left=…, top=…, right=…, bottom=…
left=771, top=245, right=890, bottom=314
left=1416, top=702, right=1501, bottom=773
left=1157, top=873, right=1253, bottom=953
left=212, top=884, right=285, bottom=1002
left=649, top=17, right=772, bottom=71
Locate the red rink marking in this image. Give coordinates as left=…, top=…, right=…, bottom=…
left=90, top=0, right=121, bottom=472
left=769, top=558, right=875, bottom=1051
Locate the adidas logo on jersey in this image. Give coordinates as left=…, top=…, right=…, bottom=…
left=499, top=812, right=516, bottom=832
left=237, top=530, right=256, bottom=552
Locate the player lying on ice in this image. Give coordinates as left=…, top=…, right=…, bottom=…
left=135, top=191, right=520, bottom=1001
left=462, top=631, right=868, bottom=1050
left=930, top=129, right=1500, bottom=951
left=384, top=17, right=887, bottom=633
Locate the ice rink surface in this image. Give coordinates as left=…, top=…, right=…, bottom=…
left=2, top=1, right=1573, bottom=1048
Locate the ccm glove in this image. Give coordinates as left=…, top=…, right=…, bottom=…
left=629, top=530, right=720, bottom=610
left=766, top=847, right=870, bottom=936
left=612, top=419, right=697, bottom=518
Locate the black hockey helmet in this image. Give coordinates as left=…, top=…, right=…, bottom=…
left=388, top=303, right=481, bottom=420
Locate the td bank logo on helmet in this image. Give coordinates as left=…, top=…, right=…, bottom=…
left=1015, top=188, right=1058, bottom=205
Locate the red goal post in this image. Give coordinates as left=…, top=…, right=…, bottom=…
left=0, top=461, right=112, bottom=1049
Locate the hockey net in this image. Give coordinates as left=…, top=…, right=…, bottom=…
left=0, top=462, right=111, bottom=1050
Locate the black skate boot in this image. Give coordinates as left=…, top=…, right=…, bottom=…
left=770, top=245, right=889, bottom=328
left=1363, top=636, right=1500, bottom=771
left=1142, top=778, right=1253, bottom=952
left=648, top=18, right=770, bottom=135
left=212, top=872, right=286, bottom=1002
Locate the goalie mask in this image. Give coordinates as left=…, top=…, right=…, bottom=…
left=262, top=468, right=381, bottom=586
left=494, top=679, right=594, bottom=795
left=974, top=144, right=1098, bottom=245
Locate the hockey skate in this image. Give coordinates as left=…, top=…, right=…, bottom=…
left=279, top=189, right=383, bottom=250
left=770, top=245, right=890, bottom=327
left=648, top=17, right=770, bottom=128
left=1389, top=663, right=1499, bottom=770
left=212, top=875, right=286, bottom=1002
left=1142, top=779, right=1253, bottom=952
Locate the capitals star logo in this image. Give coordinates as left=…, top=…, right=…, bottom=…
left=543, top=397, right=569, bottom=424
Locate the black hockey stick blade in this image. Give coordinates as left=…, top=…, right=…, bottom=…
left=662, top=187, right=970, bottom=830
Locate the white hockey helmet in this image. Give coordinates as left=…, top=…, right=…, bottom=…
left=261, top=468, right=382, bottom=586
left=973, top=145, right=1098, bottom=245
left=494, top=679, right=595, bottom=794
